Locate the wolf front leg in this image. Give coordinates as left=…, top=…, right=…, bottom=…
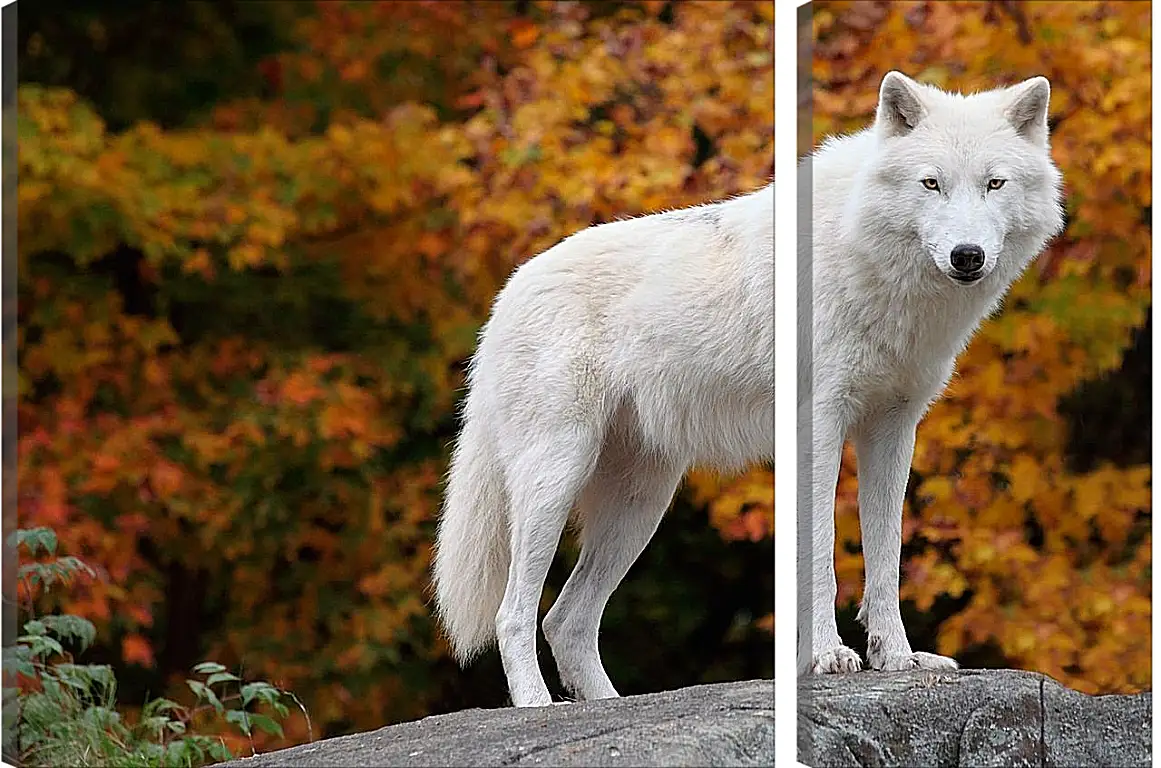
left=853, top=405, right=957, bottom=672
left=798, top=406, right=861, bottom=674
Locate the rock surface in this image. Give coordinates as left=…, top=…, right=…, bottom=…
left=216, top=670, right=1150, bottom=767
left=798, top=668, right=1151, bottom=767
left=218, top=679, right=774, bottom=768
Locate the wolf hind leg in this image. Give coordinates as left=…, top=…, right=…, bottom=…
left=495, top=422, right=603, bottom=708
left=543, top=436, right=682, bottom=701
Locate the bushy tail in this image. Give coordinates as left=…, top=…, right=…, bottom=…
left=432, top=405, right=510, bottom=664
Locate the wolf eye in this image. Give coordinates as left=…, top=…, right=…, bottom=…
left=987, top=178, right=1007, bottom=191
left=921, top=178, right=940, bottom=191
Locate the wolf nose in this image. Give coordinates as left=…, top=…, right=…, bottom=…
left=950, top=244, right=985, bottom=274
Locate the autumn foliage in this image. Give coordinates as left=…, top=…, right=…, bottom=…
left=812, top=0, right=1150, bottom=694
left=17, top=0, right=773, bottom=749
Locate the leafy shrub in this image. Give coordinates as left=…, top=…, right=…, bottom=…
left=3, top=527, right=307, bottom=767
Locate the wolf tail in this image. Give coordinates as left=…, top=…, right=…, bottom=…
left=432, top=395, right=510, bottom=664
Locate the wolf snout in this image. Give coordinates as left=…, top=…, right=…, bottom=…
left=948, top=243, right=986, bottom=283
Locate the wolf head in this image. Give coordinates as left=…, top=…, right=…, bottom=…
left=863, top=71, right=1065, bottom=288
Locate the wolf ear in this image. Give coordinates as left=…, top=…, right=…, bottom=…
left=876, top=71, right=927, bottom=138
left=1005, top=77, right=1051, bottom=145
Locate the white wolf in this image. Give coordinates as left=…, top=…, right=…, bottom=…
left=433, top=183, right=773, bottom=707
left=799, top=72, right=1064, bottom=674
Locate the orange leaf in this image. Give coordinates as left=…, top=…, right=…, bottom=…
left=510, top=20, right=539, bottom=49
left=122, top=633, right=154, bottom=667
left=150, top=460, right=183, bottom=498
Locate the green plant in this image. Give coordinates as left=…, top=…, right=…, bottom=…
left=3, top=527, right=308, bottom=767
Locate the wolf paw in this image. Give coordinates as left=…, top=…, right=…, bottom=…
left=869, top=650, right=958, bottom=672
left=810, top=645, right=862, bottom=674
left=510, top=689, right=555, bottom=707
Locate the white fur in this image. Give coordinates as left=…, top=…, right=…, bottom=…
left=798, top=72, right=1064, bottom=674
left=433, top=184, right=773, bottom=707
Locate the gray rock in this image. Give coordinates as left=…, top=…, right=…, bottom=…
left=218, top=679, right=774, bottom=768
left=798, top=668, right=1151, bottom=767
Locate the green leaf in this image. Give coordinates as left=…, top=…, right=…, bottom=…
left=53, top=556, right=98, bottom=581
left=192, top=661, right=227, bottom=675
left=22, top=619, right=47, bottom=636
left=186, top=679, right=224, bottom=712
left=246, top=712, right=285, bottom=738
left=207, top=740, right=235, bottom=762
left=55, top=663, right=116, bottom=695
left=40, top=614, right=97, bottom=652
left=240, top=681, right=279, bottom=706
left=9, top=527, right=57, bottom=556
left=224, top=708, right=253, bottom=735
left=143, top=696, right=184, bottom=717
left=3, top=645, right=37, bottom=677
left=80, top=704, right=122, bottom=729
left=206, top=671, right=241, bottom=687
left=19, top=634, right=64, bottom=659
left=165, top=741, right=194, bottom=766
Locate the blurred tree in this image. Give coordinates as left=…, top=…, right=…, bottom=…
left=18, top=0, right=308, bottom=131
left=17, top=0, right=773, bottom=751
